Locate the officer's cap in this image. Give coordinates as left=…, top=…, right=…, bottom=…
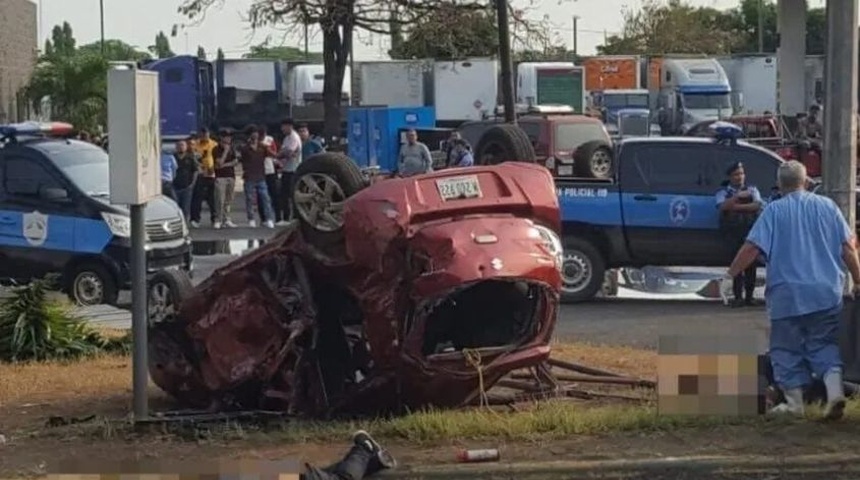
left=726, top=162, right=743, bottom=176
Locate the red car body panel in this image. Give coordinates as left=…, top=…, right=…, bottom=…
left=148, top=162, right=562, bottom=416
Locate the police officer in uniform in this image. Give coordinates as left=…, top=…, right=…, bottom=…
left=716, top=162, right=764, bottom=307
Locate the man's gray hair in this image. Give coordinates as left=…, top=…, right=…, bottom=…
left=777, top=160, right=807, bottom=190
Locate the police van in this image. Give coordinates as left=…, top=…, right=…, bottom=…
left=0, top=122, right=193, bottom=306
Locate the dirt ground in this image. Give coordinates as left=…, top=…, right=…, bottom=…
left=0, top=342, right=856, bottom=479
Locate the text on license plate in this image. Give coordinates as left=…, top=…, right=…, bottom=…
left=436, top=175, right=483, bottom=200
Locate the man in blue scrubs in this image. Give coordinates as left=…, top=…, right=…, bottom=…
left=726, top=161, right=860, bottom=419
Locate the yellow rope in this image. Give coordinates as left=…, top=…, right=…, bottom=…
left=464, top=348, right=489, bottom=409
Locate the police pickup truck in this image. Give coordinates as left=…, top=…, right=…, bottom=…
left=558, top=123, right=784, bottom=302
left=0, top=122, right=193, bottom=307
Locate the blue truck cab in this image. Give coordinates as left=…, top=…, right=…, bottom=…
left=143, top=55, right=216, bottom=138
left=556, top=124, right=783, bottom=302
left=0, top=122, right=193, bottom=306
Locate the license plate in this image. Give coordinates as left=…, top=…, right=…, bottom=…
left=436, top=175, right=482, bottom=201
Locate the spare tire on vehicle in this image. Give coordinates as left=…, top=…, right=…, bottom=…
left=573, top=140, right=614, bottom=179
left=292, top=152, right=366, bottom=247
left=474, top=124, right=537, bottom=165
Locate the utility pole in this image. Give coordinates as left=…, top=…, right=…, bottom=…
left=99, top=0, right=105, bottom=55
left=304, top=23, right=309, bottom=61
left=572, top=16, right=579, bottom=56
left=757, top=0, right=764, bottom=53
left=822, top=0, right=859, bottom=292
left=496, top=0, right=516, bottom=123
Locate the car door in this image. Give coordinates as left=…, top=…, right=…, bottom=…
left=620, top=142, right=717, bottom=265
left=0, top=153, right=79, bottom=281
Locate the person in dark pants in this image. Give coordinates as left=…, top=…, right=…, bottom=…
left=172, top=139, right=198, bottom=222
left=302, top=430, right=396, bottom=480
left=716, top=162, right=764, bottom=307
left=257, top=125, right=280, bottom=224
left=276, top=118, right=302, bottom=225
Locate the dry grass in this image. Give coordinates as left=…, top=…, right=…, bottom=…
left=550, top=341, right=657, bottom=380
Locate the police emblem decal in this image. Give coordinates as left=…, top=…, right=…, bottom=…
left=669, top=197, right=690, bottom=225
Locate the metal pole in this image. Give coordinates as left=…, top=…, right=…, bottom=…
left=572, top=16, right=578, bottom=56
left=496, top=0, right=516, bottom=124
left=130, top=203, right=149, bottom=420
left=99, top=0, right=105, bottom=54
left=757, top=0, right=764, bottom=53
left=348, top=26, right=355, bottom=107
left=304, top=23, right=309, bottom=61
left=822, top=0, right=859, bottom=292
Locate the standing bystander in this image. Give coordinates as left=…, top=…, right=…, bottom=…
left=276, top=118, right=302, bottom=225
left=258, top=125, right=280, bottom=224
left=716, top=162, right=763, bottom=307
left=298, top=123, right=325, bottom=159
left=191, top=130, right=218, bottom=228
left=212, top=130, right=239, bottom=229
left=172, top=139, right=198, bottom=222
left=397, top=129, right=433, bottom=177
left=241, top=127, right=275, bottom=228
left=160, top=147, right=178, bottom=200
left=726, top=161, right=860, bottom=420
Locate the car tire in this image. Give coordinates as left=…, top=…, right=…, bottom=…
left=67, top=262, right=119, bottom=306
left=148, top=269, right=195, bottom=327
left=474, top=124, right=537, bottom=165
left=560, top=237, right=606, bottom=304
left=573, top=140, right=614, bottom=179
left=291, top=152, right=366, bottom=247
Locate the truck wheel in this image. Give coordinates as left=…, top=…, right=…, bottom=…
left=560, top=238, right=606, bottom=303
left=148, top=269, right=195, bottom=327
left=573, top=140, right=614, bottom=179
left=67, top=262, right=119, bottom=306
left=292, top=152, right=366, bottom=247
left=474, top=124, right=537, bottom=165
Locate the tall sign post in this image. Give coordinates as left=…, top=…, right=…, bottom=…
left=107, top=64, right=162, bottom=421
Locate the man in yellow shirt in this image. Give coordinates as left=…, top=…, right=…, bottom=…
left=190, top=128, right=218, bottom=227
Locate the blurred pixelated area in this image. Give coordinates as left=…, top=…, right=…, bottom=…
left=46, top=459, right=302, bottom=480
left=657, top=335, right=769, bottom=416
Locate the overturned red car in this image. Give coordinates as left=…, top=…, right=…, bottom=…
left=148, top=153, right=562, bottom=417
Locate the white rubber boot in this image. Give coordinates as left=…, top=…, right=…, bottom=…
left=769, top=388, right=805, bottom=416
left=823, top=369, right=847, bottom=421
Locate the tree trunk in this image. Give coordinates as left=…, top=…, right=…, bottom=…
left=321, top=21, right=352, bottom=144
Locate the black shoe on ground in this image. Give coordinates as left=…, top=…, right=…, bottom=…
left=353, top=430, right=397, bottom=470
left=729, top=298, right=745, bottom=308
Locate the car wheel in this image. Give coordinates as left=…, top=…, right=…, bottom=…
left=474, top=124, right=537, bottom=165
left=292, top=152, right=366, bottom=247
left=148, top=269, right=195, bottom=327
left=67, top=262, right=119, bottom=306
left=560, top=237, right=606, bottom=304
left=573, top=140, right=614, bottom=179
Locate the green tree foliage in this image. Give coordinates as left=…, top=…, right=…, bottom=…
left=598, top=0, right=826, bottom=56
left=79, top=39, right=151, bottom=62
left=244, top=42, right=322, bottom=61
left=150, top=31, right=176, bottom=59
left=0, top=277, right=129, bottom=362
left=216, top=47, right=225, bottom=60
left=389, top=5, right=560, bottom=61
left=27, top=23, right=108, bottom=132
left=197, top=45, right=207, bottom=60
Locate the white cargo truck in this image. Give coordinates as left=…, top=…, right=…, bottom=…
left=358, top=61, right=426, bottom=107
left=432, top=58, right=499, bottom=126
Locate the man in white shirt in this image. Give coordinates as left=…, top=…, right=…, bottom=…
left=276, top=118, right=302, bottom=225
left=257, top=125, right=280, bottom=224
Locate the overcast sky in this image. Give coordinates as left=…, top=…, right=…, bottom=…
left=36, top=0, right=828, bottom=60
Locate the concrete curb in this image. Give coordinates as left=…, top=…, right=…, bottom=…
left=379, top=453, right=860, bottom=478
